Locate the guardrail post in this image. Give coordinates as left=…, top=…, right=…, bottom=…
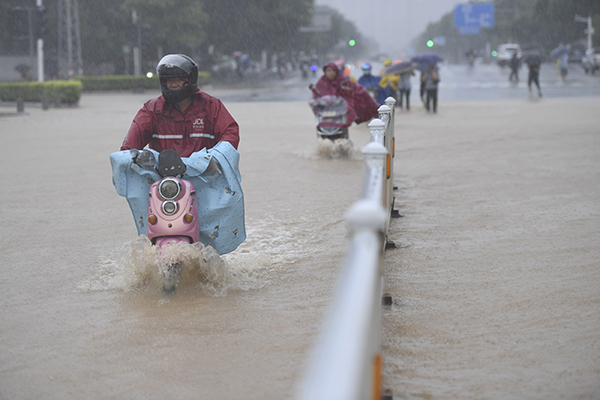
left=368, top=118, right=385, bottom=146
left=384, top=96, right=396, bottom=109
left=377, top=105, right=391, bottom=126
left=381, top=98, right=399, bottom=221
left=362, top=142, right=388, bottom=223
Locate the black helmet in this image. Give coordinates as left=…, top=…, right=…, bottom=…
left=157, top=54, right=198, bottom=104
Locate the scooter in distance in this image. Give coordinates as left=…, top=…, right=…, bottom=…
left=308, top=85, right=350, bottom=141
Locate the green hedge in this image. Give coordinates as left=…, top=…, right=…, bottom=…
left=76, top=72, right=211, bottom=91
left=0, top=72, right=211, bottom=104
left=0, top=81, right=82, bottom=104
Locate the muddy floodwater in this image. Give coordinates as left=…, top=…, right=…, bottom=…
left=382, top=97, right=600, bottom=399
left=1, top=93, right=599, bottom=399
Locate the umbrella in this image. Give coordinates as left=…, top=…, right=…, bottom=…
left=550, top=45, right=569, bottom=59
left=334, top=59, right=346, bottom=69
left=522, top=52, right=541, bottom=65
left=383, top=61, right=413, bottom=75
left=410, top=53, right=444, bottom=68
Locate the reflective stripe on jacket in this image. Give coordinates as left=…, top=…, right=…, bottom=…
left=121, top=89, right=239, bottom=157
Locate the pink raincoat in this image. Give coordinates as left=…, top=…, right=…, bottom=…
left=315, top=62, right=379, bottom=125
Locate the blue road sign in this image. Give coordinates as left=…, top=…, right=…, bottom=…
left=459, top=27, right=480, bottom=35
left=454, top=3, right=495, bottom=29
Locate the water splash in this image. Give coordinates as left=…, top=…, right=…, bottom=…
left=79, top=236, right=268, bottom=295
left=315, top=138, right=358, bottom=159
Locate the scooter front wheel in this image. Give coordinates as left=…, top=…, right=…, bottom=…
left=318, top=128, right=348, bottom=141
left=162, top=262, right=182, bottom=295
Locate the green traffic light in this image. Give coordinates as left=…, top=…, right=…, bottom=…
left=349, top=39, right=356, bottom=47
left=427, top=40, right=434, bottom=48
left=491, top=50, right=498, bottom=57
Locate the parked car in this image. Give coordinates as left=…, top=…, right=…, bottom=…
left=568, top=43, right=587, bottom=63
left=582, top=48, right=600, bottom=74
left=496, top=43, right=522, bottom=67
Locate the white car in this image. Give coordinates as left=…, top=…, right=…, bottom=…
left=582, top=48, right=600, bottom=75
left=496, top=44, right=522, bottom=67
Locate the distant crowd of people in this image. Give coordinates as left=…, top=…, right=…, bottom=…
left=356, top=58, right=441, bottom=113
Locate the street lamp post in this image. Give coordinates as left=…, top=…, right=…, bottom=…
left=575, top=15, right=594, bottom=52
left=37, top=0, right=44, bottom=82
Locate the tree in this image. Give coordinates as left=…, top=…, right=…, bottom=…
left=202, top=0, right=313, bottom=58
left=411, top=0, right=600, bottom=61
left=2, top=0, right=368, bottom=76
left=122, top=0, right=208, bottom=52
left=298, top=6, right=371, bottom=60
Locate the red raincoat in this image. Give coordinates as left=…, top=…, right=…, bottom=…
left=315, top=62, right=379, bottom=125
left=121, top=89, right=239, bottom=157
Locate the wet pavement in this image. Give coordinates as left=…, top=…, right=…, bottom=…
left=0, top=82, right=599, bottom=399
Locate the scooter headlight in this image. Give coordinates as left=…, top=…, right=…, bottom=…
left=159, top=178, right=181, bottom=200
left=162, top=200, right=178, bottom=215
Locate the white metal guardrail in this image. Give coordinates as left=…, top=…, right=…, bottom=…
left=298, top=97, right=398, bottom=400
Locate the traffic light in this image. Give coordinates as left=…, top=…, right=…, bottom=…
left=427, top=40, right=434, bottom=48
left=141, top=24, right=152, bottom=41
left=35, top=6, right=47, bottom=38
left=349, top=39, right=356, bottom=47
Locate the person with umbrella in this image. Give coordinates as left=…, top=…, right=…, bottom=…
left=509, top=50, right=520, bottom=82
left=411, top=53, right=443, bottom=106
left=421, top=64, right=440, bottom=113
left=382, top=61, right=415, bottom=109
left=551, top=44, right=570, bottom=82
left=398, top=66, right=416, bottom=110
left=524, top=54, right=542, bottom=98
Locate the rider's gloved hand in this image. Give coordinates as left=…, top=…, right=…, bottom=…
left=130, top=149, right=157, bottom=170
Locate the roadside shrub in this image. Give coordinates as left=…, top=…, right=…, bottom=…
left=0, top=72, right=211, bottom=104
left=0, top=81, right=82, bottom=104
left=76, top=72, right=211, bottom=91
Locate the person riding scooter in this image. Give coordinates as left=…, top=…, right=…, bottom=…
left=113, top=54, right=246, bottom=256
left=314, top=62, right=379, bottom=126
left=120, top=54, right=239, bottom=157
left=358, top=63, right=386, bottom=105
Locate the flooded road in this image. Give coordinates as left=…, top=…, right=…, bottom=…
left=1, top=90, right=599, bottom=399
left=382, top=97, right=600, bottom=399
left=0, top=92, right=369, bottom=399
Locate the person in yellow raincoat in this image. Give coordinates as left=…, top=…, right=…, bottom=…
left=378, top=71, right=400, bottom=106
left=378, top=59, right=392, bottom=76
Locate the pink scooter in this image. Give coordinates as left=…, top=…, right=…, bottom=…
left=134, top=149, right=199, bottom=294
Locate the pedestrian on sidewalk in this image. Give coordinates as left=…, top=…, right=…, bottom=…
left=526, top=55, right=542, bottom=98
left=422, top=64, right=440, bottom=113
left=559, top=52, right=569, bottom=82
left=419, top=69, right=426, bottom=104
left=508, top=50, right=520, bottom=82
left=398, top=67, right=415, bottom=110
